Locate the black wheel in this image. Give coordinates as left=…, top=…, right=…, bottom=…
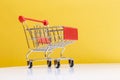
left=27, top=60, right=33, bottom=69
left=69, top=59, right=74, bottom=67
left=54, top=60, right=60, bottom=68
left=47, top=60, right=52, bottom=67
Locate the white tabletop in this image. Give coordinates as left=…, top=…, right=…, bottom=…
left=0, top=64, right=120, bottom=80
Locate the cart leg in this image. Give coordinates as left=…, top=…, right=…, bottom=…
left=26, top=50, right=32, bottom=61
left=47, top=52, right=52, bottom=58
left=60, top=47, right=65, bottom=57
left=44, top=47, right=50, bottom=58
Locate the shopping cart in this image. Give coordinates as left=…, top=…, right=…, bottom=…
left=18, top=16, right=78, bottom=68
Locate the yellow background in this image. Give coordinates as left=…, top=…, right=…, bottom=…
left=0, top=0, right=120, bottom=67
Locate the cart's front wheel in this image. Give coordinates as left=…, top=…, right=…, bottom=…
left=69, top=59, right=74, bottom=67
left=47, top=60, right=52, bottom=68
left=54, top=60, right=60, bottom=68
left=27, top=60, right=33, bottom=69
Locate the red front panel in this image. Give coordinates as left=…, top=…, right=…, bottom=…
left=37, top=37, right=51, bottom=44
left=63, top=27, right=78, bottom=40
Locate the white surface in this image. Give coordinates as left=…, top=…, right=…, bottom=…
left=0, top=64, right=120, bottom=80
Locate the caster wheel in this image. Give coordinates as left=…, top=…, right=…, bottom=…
left=47, top=60, right=52, bottom=68
left=27, top=60, right=33, bottom=69
left=54, top=60, right=60, bottom=68
left=69, top=59, right=74, bottom=67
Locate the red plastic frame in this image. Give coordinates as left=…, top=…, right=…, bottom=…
left=63, top=27, right=78, bottom=40
left=18, top=16, right=48, bottom=26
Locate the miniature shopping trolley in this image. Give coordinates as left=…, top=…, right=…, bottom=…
left=18, top=16, right=78, bottom=68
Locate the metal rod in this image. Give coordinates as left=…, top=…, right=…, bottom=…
left=34, top=25, right=39, bottom=48
left=26, top=26, right=63, bottom=30
left=52, top=27, right=56, bottom=42
left=56, top=27, right=61, bottom=41
left=22, top=23, right=30, bottom=48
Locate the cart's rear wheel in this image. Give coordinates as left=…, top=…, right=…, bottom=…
left=69, top=59, right=74, bottom=67
left=54, top=60, right=60, bottom=68
left=27, top=60, right=33, bottom=69
left=47, top=60, right=52, bottom=67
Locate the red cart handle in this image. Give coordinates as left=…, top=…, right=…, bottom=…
left=18, top=16, right=48, bottom=26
